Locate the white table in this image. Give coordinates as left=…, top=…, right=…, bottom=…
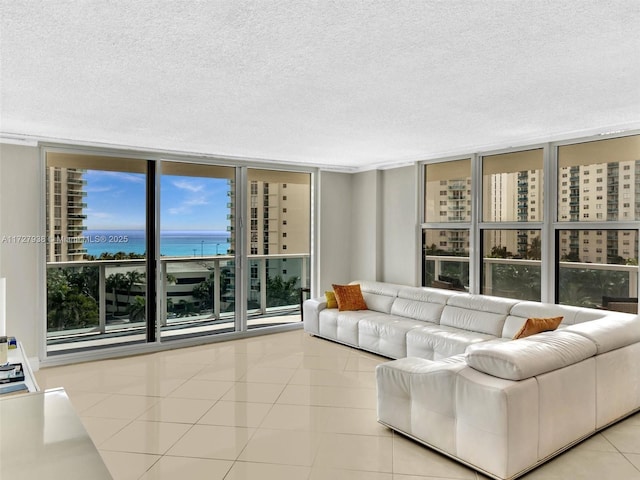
left=0, top=387, right=113, bottom=480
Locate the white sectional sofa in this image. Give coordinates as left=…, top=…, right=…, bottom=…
left=302, top=280, right=640, bottom=480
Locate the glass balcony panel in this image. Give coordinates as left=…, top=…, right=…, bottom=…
left=482, top=229, right=542, bottom=301
left=422, top=229, right=469, bottom=290
left=557, top=229, right=638, bottom=309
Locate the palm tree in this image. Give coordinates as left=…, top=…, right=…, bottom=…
left=128, top=296, right=146, bottom=323
left=266, top=275, right=300, bottom=307
left=105, top=272, right=127, bottom=315
left=123, top=270, right=145, bottom=307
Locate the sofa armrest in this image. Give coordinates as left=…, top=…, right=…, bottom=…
left=466, top=330, right=596, bottom=380
left=303, top=297, right=327, bottom=334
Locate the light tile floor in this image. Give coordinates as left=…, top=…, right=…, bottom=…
left=35, top=329, right=640, bottom=480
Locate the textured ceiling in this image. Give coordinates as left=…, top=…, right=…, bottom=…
left=1, top=1, right=639, bottom=170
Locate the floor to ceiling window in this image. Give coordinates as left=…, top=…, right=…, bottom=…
left=556, top=135, right=639, bottom=309
left=421, top=132, right=639, bottom=310
left=44, top=152, right=313, bottom=358
left=245, top=169, right=311, bottom=329
left=45, top=153, right=149, bottom=354
left=422, top=159, right=471, bottom=290
left=158, top=161, right=237, bottom=341
left=480, top=149, right=544, bottom=301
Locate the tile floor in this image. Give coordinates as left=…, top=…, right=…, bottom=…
left=35, top=329, right=640, bottom=480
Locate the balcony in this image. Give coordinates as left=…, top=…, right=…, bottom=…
left=45, top=254, right=310, bottom=353
left=67, top=178, right=87, bottom=186
left=424, top=255, right=637, bottom=307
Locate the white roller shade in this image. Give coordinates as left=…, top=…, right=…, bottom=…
left=559, top=135, right=640, bottom=168
left=46, top=152, right=147, bottom=173
left=482, top=149, right=543, bottom=175
left=426, top=159, right=471, bottom=182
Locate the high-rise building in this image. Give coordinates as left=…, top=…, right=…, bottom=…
left=227, top=175, right=310, bottom=305
left=558, top=161, right=640, bottom=264
left=46, top=167, right=87, bottom=261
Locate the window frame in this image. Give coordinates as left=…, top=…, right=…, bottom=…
left=420, top=131, right=640, bottom=305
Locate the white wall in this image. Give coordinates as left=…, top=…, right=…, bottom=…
left=318, top=166, right=420, bottom=287
left=0, top=144, right=43, bottom=358
left=381, top=165, right=419, bottom=285
left=317, top=171, right=352, bottom=293
left=350, top=170, right=382, bottom=281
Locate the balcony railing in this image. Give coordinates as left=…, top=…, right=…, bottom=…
left=46, top=254, right=310, bottom=344
left=424, top=254, right=638, bottom=307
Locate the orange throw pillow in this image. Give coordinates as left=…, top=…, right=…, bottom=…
left=513, top=316, right=563, bottom=339
left=325, top=291, right=338, bottom=309
left=332, top=284, right=368, bottom=311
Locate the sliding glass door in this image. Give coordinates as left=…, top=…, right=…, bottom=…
left=45, top=152, right=149, bottom=355
left=159, top=162, right=237, bottom=341
left=245, top=169, right=311, bottom=329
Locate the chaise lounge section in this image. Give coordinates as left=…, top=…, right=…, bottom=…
left=303, top=280, right=640, bottom=480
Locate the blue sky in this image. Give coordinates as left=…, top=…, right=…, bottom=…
left=84, top=170, right=230, bottom=231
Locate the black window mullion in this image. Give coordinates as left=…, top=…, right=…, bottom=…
left=146, top=160, right=157, bottom=342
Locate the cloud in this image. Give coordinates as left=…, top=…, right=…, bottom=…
left=168, top=206, right=187, bottom=215
left=84, top=185, right=113, bottom=193
left=184, top=196, right=208, bottom=206
left=87, top=170, right=145, bottom=184
left=173, top=179, right=204, bottom=192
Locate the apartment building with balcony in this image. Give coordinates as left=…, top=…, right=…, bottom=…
left=45, top=167, right=87, bottom=262
left=558, top=161, right=640, bottom=264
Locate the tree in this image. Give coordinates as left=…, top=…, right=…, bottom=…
left=527, top=237, right=541, bottom=260
left=488, top=245, right=509, bottom=258
left=192, top=270, right=216, bottom=311
left=123, top=270, right=145, bottom=307
left=46, top=268, right=99, bottom=331
left=266, top=274, right=300, bottom=307
left=106, top=272, right=127, bottom=315
left=128, top=296, right=146, bottom=323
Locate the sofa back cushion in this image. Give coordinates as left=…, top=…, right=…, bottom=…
left=440, top=294, right=518, bottom=336
left=390, top=286, right=454, bottom=323
left=503, top=302, right=612, bottom=338
left=466, top=330, right=597, bottom=380
left=353, top=280, right=402, bottom=314
left=563, top=314, right=640, bottom=354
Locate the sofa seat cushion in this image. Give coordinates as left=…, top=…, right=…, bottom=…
left=359, top=316, right=426, bottom=358
left=466, top=331, right=597, bottom=381
left=407, top=325, right=497, bottom=360
left=318, top=309, right=382, bottom=346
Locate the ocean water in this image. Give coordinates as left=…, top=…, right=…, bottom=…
left=85, top=230, right=232, bottom=257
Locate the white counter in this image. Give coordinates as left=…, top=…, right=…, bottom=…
left=0, top=387, right=112, bottom=480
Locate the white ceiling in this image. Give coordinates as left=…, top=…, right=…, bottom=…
left=1, top=1, right=639, bottom=171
